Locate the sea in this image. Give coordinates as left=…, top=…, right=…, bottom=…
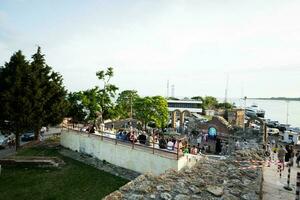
left=228, top=98, right=300, bottom=128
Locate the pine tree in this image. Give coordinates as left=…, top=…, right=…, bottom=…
left=0, top=51, right=34, bottom=148
left=29, top=47, right=67, bottom=139
left=0, top=48, right=67, bottom=148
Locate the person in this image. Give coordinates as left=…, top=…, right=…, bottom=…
left=197, top=134, right=202, bottom=146
left=159, top=136, right=167, bottom=149
left=167, top=139, right=174, bottom=150
left=242, top=139, right=248, bottom=149
left=197, top=143, right=201, bottom=154
left=289, top=145, right=294, bottom=166
left=138, top=132, right=147, bottom=144
left=215, top=138, right=222, bottom=154
left=191, top=145, right=198, bottom=155
left=285, top=145, right=292, bottom=163
left=148, top=134, right=154, bottom=146
left=271, top=139, right=276, bottom=147
left=89, top=125, right=95, bottom=133
left=272, top=144, right=278, bottom=154
left=183, top=146, right=189, bottom=154
left=278, top=145, right=287, bottom=170
left=296, top=151, right=300, bottom=167
left=235, top=140, right=240, bottom=150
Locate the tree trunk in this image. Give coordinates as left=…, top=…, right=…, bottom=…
left=15, top=132, right=20, bottom=151
left=34, top=127, right=40, bottom=141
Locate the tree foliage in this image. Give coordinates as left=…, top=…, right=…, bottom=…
left=151, top=96, right=169, bottom=129
left=0, top=48, right=67, bottom=147
left=134, top=96, right=169, bottom=129
left=0, top=51, right=32, bottom=148
left=66, top=68, right=118, bottom=124
left=116, top=90, right=139, bottom=119
left=66, top=92, right=88, bottom=123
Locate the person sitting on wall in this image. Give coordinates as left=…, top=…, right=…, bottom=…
left=89, top=125, right=95, bottom=134
left=147, top=134, right=154, bottom=146
left=167, top=139, right=174, bottom=151
left=138, top=132, right=147, bottom=144
left=183, top=146, right=189, bottom=154
left=159, top=136, right=167, bottom=149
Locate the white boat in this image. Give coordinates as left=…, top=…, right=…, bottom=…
left=246, top=104, right=265, bottom=118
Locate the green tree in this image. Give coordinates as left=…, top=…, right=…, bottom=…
left=151, top=96, right=169, bottom=129
left=134, top=97, right=155, bottom=129
left=217, top=102, right=233, bottom=109
left=66, top=92, right=87, bottom=123
left=0, top=51, right=34, bottom=148
left=96, top=67, right=118, bottom=122
left=202, top=96, right=218, bottom=110
left=29, top=47, right=67, bottom=139
left=134, top=96, right=169, bottom=130
left=116, top=90, right=139, bottom=119
left=0, top=48, right=67, bottom=148
left=81, top=87, right=102, bottom=122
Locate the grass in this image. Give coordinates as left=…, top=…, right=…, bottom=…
left=0, top=146, right=128, bottom=200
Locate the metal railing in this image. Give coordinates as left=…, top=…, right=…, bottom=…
left=61, top=123, right=183, bottom=160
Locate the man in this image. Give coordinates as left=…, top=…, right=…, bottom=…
left=296, top=151, right=300, bottom=167
left=277, top=145, right=287, bottom=170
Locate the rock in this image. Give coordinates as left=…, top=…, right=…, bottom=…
left=103, top=191, right=123, bottom=200
left=206, top=186, right=224, bottom=197
left=160, top=192, right=172, bottom=200
left=190, top=195, right=202, bottom=199
left=228, top=188, right=241, bottom=196
left=221, top=194, right=239, bottom=200
left=150, top=194, right=156, bottom=199
left=189, top=185, right=200, bottom=194
left=157, top=185, right=171, bottom=192
left=241, top=192, right=257, bottom=200
left=191, top=179, right=206, bottom=187
left=129, top=194, right=144, bottom=200
left=174, top=194, right=189, bottom=200
left=175, top=187, right=189, bottom=194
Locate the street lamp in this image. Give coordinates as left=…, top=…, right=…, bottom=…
left=243, top=96, right=247, bottom=132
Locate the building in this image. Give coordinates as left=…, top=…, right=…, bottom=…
left=167, top=99, right=202, bottom=129
left=227, top=108, right=245, bottom=127
left=167, top=99, right=202, bottom=113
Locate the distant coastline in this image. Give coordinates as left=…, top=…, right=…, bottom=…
left=249, top=97, right=300, bottom=101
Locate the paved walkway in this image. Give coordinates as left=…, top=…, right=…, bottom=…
left=263, top=157, right=300, bottom=200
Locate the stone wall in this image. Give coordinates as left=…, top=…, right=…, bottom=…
left=104, top=149, right=264, bottom=200
left=60, top=130, right=198, bottom=175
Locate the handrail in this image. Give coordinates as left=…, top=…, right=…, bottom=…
left=61, top=124, right=181, bottom=160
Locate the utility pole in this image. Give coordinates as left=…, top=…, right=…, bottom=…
left=224, top=74, right=229, bottom=103
left=167, top=80, right=169, bottom=98
left=243, top=96, right=247, bottom=132
left=286, top=100, right=289, bottom=124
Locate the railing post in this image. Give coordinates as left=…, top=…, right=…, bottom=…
left=101, top=131, right=103, bottom=141
left=152, top=133, right=155, bottom=154
left=177, top=140, right=179, bottom=160
left=115, top=137, right=117, bottom=145
left=296, top=172, right=300, bottom=200
left=284, top=159, right=292, bottom=191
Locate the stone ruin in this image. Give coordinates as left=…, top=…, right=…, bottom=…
left=104, top=149, right=265, bottom=200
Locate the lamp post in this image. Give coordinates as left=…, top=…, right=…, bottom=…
left=243, top=96, right=247, bottom=132
left=286, top=100, right=289, bottom=125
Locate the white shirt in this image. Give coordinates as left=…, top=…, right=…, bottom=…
left=167, top=141, right=174, bottom=150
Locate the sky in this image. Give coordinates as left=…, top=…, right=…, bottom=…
left=0, top=0, right=300, bottom=98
